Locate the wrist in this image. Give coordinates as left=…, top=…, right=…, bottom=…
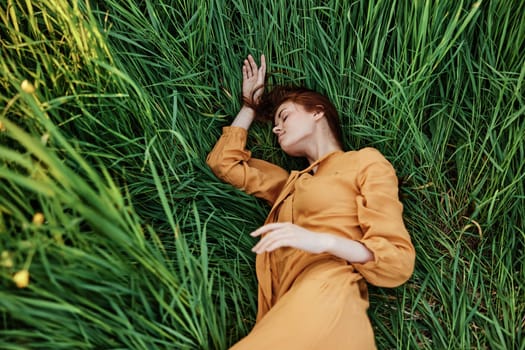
left=240, top=104, right=255, bottom=113
left=231, top=105, right=256, bottom=129
left=321, top=235, right=374, bottom=264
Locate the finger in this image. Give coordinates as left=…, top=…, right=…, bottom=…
left=250, top=222, right=286, bottom=237
left=242, top=64, right=248, bottom=80
left=252, top=231, right=293, bottom=253
left=247, top=54, right=258, bottom=75
left=252, top=227, right=289, bottom=249
left=259, top=54, right=266, bottom=78
left=258, top=67, right=266, bottom=86
left=250, top=226, right=270, bottom=237
left=244, top=58, right=253, bottom=77
left=244, top=56, right=252, bottom=77
left=253, top=239, right=285, bottom=253
left=252, top=232, right=280, bottom=254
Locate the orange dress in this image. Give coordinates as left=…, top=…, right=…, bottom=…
left=206, top=126, right=415, bottom=349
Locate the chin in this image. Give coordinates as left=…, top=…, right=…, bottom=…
left=280, top=144, right=303, bottom=157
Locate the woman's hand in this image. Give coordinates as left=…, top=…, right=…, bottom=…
left=250, top=222, right=328, bottom=255
left=231, top=54, right=265, bottom=129
left=242, top=54, right=266, bottom=106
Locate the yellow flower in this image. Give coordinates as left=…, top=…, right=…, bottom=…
left=41, top=132, right=50, bottom=145
left=21, top=79, right=35, bottom=94
left=0, top=251, right=13, bottom=268
left=13, top=269, right=30, bottom=288
left=32, top=212, right=45, bottom=225
left=0, top=120, right=5, bottom=132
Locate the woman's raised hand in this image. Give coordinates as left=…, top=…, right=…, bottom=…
left=242, top=54, right=266, bottom=107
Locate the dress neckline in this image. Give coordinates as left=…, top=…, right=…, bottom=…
left=299, top=150, right=344, bottom=175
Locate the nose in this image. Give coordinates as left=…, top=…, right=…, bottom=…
left=272, top=124, right=282, bottom=135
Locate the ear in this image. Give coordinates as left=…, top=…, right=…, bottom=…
left=313, top=105, right=325, bottom=121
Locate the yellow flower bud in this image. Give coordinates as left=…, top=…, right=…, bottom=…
left=32, top=212, right=45, bottom=225
left=13, top=269, right=30, bottom=288
left=41, top=132, right=50, bottom=145
left=0, top=120, right=5, bottom=132
left=0, top=251, right=13, bottom=268
left=21, top=79, right=35, bottom=94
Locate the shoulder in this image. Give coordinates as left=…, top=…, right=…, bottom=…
left=339, top=147, right=398, bottom=183
left=340, top=147, right=390, bottom=166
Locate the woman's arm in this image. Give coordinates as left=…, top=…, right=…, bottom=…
left=207, top=54, right=288, bottom=205
left=250, top=222, right=374, bottom=264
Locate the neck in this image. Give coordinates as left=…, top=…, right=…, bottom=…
left=305, top=139, right=342, bottom=170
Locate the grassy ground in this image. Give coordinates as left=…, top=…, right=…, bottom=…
left=0, top=0, right=523, bottom=349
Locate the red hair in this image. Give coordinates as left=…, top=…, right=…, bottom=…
left=246, top=86, right=343, bottom=148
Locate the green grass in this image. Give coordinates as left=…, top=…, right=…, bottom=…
left=1, top=0, right=524, bottom=349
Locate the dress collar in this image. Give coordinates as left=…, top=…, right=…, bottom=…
left=299, top=150, right=343, bottom=175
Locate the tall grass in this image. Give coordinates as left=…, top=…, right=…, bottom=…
left=1, top=0, right=523, bottom=349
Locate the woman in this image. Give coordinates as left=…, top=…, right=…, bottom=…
left=207, top=54, right=415, bottom=349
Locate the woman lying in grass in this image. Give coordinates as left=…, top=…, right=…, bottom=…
left=207, top=54, right=415, bottom=349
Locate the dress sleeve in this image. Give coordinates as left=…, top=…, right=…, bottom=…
left=206, top=126, right=289, bottom=205
left=352, top=148, right=416, bottom=288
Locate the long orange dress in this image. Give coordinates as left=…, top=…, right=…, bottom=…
left=206, top=126, right=415, bottom=349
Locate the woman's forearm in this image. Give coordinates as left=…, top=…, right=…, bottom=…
left=231, top=105, right=256, bottom=130
left=322, top=234, right=374, bottom=264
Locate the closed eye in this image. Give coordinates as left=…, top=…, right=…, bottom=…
left=274, top=115, right=287, bottom=127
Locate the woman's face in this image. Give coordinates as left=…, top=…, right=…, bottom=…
left=273, top=101, right=317, bottom=156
